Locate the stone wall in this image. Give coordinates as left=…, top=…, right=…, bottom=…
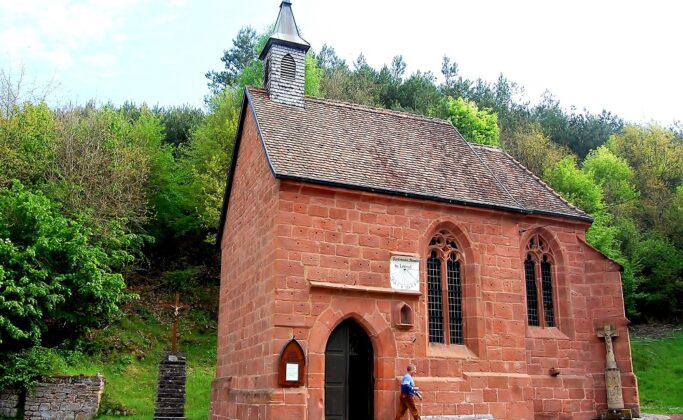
left=0, top=388, right=20, bottom=418
left=24, top=375, right=104, bottom=420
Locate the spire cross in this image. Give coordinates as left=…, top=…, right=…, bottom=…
left=160, top=292, right=191, bottom=353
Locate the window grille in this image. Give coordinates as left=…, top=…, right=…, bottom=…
left=541, top=256, right=555, bottom=327
left=525, top=234, right=556, bottom=327
left=427, top=230, right=464, bottom=345
left=446, top=254, right=463, bottom=344
left=524, top=254, right=540, bottom=326
left=427, top=251, right=443, bottom=343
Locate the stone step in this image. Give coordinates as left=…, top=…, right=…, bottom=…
left=157, top=388, right=185, bottom=394
left=155, top=411, right=185, bottom=417
left=158, top=379, right=187, bottom=385
left=155, top=353, right=186, bottom=420
left=156, top=401, right=185, bottom=407
left=156, top=396, right=185, bottom=402
left=157, top=383, right=186, bottom=388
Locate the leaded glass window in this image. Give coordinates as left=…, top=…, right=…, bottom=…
left=427, top=230, right=464, bottom=344
left=524, top=234, right=556, bottom=327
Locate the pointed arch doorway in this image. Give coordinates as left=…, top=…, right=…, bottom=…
left=324, top=319, right=374, bottom=420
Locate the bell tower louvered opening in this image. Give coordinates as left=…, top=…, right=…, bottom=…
left=281, top=54, right=296, bottom=82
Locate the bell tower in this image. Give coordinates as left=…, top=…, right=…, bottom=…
left=259, top=0, right=310, bottom=107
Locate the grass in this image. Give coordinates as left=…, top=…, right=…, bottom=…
left=631, top=327, right=683, bottom=414
left=56, top=303, right=216, bottom=419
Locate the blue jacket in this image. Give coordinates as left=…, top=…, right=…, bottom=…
left=400, top=373, right=418, bottom=396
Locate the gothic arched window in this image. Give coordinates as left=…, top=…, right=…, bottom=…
left=427, top=230, right=464, bottom=344
left=524, top=234, right=556, bottom=327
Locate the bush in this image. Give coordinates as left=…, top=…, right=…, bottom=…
left=632, top=234, right=683, bottom=320
left=0, top=181, right=137, bottom=350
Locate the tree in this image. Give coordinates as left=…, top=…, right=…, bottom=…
left=631, top=233, right=683, bottom=319
left=607, top=124, right=683, bottom=242
left=0, top=182, right=135, bottom=349
left=44, top=106, right=170, bottom=230
left=500, top=121, right=570, bottom=176
left=439, top=96, right=500, bottom=146
left=174, top=90, right=242, bottom=240
left=582, top=146, right=639, bottom=217
left=532, top=93, right=623, bottom=159
left=155, top=105, right=205, bottom=150
left=0, top=102, right=55, bottom=188
left=544, top=156, right=603, bottom=214
left=206, top=27, right=259, bottom=94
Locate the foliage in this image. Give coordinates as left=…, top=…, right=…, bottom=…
left=440, top=96, right=500, bottom=146
left=608, top=125, right=683, bottom=245
left=631, top=234, right=683, bottom=319
left=0, top=346, right=65, bottom=390
left=155, top=105, right=205, bottom=150
left=206, top=26, right=259, bottom=94
left=583, top=146, right=639, bottom=216
left=0, top=182, right=136, bottom=350
left=501, top=121, right=571, bottom=176
left=44, top=106, right=172, bottom=230
left=532, top=93, right=623, bottom=158
left=544, top=156, right=604, bottom=214
left=0, top=102, right=55, bottom=188
left=178, top=90, right=241, bottom=238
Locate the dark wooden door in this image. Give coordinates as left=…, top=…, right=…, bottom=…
left=325, top=319, right=374, bottom=420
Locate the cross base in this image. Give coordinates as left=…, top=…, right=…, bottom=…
left=599, top=408, right=632, bottom=420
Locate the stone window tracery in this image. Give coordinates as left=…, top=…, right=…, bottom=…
left=524, top=234, right=556, bottom=327
left=427, top=230, right=464, bottom=344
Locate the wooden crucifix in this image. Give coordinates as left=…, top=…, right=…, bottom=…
left=161, top=292, right=191, bottom=353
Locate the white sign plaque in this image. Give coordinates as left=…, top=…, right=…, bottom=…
left=389, top=256, right=420, bottom=291
left=285, top=363, right=299, bottom=381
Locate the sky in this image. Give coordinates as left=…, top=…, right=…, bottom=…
left=0, top=0, right=680, bottom=125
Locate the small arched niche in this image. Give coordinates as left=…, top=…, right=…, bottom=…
left=393, top=301, right=414, bottom=330
left=278, top=338, right=305, bottom=387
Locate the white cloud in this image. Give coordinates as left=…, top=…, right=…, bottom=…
left=0, top=0, right=140, bottom=69
left=85, top=52, right=115, bottom=68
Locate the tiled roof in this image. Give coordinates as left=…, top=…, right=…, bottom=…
left=468, top=144, right=590, bottom=220
left=245, top=87, right=591, bottom=222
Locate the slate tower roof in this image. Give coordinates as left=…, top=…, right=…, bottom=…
left=259, top=0, right=310, bottom=60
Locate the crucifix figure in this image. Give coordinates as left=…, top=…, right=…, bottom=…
left=596, top=323, right=625, bottom=410
left=161, top=292, right=190, bottom=353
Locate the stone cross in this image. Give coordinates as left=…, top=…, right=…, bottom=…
left=596, top=323, right=624, bottom=410
left=161, top=292, right=190, bottom=353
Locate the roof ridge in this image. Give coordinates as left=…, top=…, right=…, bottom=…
left=247, top=86, right=452, bottom=126
left=496, top=148, right=591, bottom=218
left=462, top=136, right=527, bottom=212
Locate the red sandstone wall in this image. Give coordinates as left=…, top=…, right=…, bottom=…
left=268, top=181, right=638, bottom=420
left=211, top=109, right=280, bottom=419
left=212, top=122, right=639, bottom=419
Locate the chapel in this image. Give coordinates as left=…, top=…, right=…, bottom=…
left=211, top=2, right=640, bottom=419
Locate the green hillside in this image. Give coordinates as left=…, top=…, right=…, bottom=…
left=631, top=326, right=683, bottom=414
left=56, top=299, right=216, bottom=419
